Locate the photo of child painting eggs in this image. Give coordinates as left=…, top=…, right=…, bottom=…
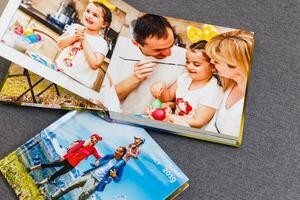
left=99, top=11, right=254, bottom=138
left=1, top=0, right=126, bottom=92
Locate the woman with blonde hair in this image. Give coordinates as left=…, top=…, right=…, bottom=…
left=205, top=30, right=254, bottom=137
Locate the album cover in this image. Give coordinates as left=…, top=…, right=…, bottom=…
left=0, top=111, right=189, bottom=200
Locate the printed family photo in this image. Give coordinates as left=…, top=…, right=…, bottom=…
left=0, top=111, right=188, bottom=200
left=0, top=0, right=255, bottom=143
left=99, top=10, right=255, bottom=138
left=0, top=0, right=128, bottom=103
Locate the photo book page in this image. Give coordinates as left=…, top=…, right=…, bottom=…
left=0, top=0, right=255, bottom=146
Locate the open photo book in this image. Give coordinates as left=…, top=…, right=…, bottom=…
left=0, top=111, right=189, bottom=200
left=0, top=0, right=255, bottom=146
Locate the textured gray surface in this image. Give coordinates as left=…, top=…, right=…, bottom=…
left=0, top=0, right=300, bottom=199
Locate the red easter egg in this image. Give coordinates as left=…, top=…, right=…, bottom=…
left=151, top=108, right=166, bottom=121
left=14, top=26, right=23, bottom=35
left=36, top=34, right=42, bottom=41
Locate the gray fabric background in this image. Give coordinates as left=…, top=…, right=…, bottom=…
left=1, top=0, right=300, bottom=199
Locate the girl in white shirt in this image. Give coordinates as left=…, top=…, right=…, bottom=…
left=205, top=30, right=254, bottom=137
left=55, top=2, right=112, bottom=88
left=150, top=40, right=224, bottom=128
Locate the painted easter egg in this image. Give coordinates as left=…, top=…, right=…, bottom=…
left=150, top=99, right=162, bottom=109
left=23, top=28, right=33, bottom=36
left=151, top=108, right=166, bottom=121
left=27, top=34, right=39, bottom=43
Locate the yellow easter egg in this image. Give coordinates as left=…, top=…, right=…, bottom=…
left=23, top=28, right=33, bottom=36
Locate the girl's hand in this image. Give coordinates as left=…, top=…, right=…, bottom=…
left=145, top=105, right=154, bottom=119
left=151, top=80, right=166, bottom=99
left=166, top=113, right=189, bottom=126
left=164, top=106, right=173, bottom=115
left=161, top=102, right=175, bottom=114
left=74, top=28, right=85, bottom=41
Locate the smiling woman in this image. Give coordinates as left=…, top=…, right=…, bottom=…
left=205, top=30, right=254, bottom=137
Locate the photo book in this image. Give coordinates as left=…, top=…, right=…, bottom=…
left=0, top=0, right=255, bottom=146
left=0, top=111, right=189, bottom=200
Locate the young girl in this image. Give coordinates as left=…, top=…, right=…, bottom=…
left=55, top=1, right=112, bottom=89
left=205, top=30, right=254, bottom=137
left=122, top=136, right=145, bottom=162
left=150, top=40, right=224, bottom=128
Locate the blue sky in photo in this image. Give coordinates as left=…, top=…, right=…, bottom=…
left=41, top=111, right=188, bottom=200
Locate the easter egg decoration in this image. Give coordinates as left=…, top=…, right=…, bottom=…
left=27, top=34, right=39, bottom=43
left=23, top=28, right=34, bottom=36
left=150, top=99, right=162, bottom=109
left=14, top=26, right=23, bottom=35
left=35, top=34, right=42, bottom=41
left=151, top=108, right=166, bottom=121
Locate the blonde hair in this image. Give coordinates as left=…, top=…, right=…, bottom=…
left=205, top=30, right=254, bottom=90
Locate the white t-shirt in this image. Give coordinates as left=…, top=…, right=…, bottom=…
left=100, top=36, right=186, bottom=114
left=91, top=159, right=116, bottom=181
left=56, top=24, right=109, bottom=88
left=175, top=73, right=224, bottom=116
left=206, top=88, right=245, bottom=137
left=98, top=84, right=122, bottom=113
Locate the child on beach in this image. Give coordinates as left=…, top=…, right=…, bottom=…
left=150, top=40, right=224, bottom=128
left=55, top=1, right=112, bottom=89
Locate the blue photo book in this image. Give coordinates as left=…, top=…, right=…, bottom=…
left=0, top=111, right=188, bottom=200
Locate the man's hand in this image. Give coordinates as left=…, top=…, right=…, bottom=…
left=151, top=80, right=166, bottom=99
left=115, top=61, right=157, bottom=101
left=134, top=61, right=157, bottom=81
left=109, top=169, right=117, bottom=178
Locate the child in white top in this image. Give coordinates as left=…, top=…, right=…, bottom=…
left=150, top=40, right=224, bottom=128
left=122, top=136, right=145, bottom=162
left=55, top=2, right=112, bottom=88
left=205, top=30, right=254, bottom=137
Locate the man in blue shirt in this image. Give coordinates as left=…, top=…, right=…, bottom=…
left=51, top=146, right=127, bottom=200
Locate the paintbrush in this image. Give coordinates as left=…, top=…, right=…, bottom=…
left=119, top=56, right=185, bottom=66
